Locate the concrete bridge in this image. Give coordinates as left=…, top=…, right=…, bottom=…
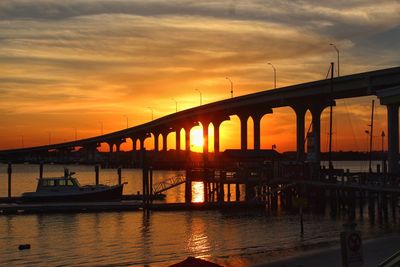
left=1, top=66, right=400, bottom=172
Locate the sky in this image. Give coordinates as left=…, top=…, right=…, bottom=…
left=0, top=0, right=399, bottom=152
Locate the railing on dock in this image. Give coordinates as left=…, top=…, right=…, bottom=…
left=152, top=174, right=186, bottom=195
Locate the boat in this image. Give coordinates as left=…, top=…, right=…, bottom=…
left=21, top=170, right=125, bottom=203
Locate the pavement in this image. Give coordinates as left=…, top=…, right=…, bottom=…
left=253, top=235, right=400, bottom=267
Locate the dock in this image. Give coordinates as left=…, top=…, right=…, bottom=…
left=0, top=201, right=265, bottom=215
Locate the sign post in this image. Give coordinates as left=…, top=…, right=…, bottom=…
left=293, top=196, right=307, bottom=235
left=341, top=223, right=363, bottom=267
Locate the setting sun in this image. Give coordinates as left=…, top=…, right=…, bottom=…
left=190, top=127, right=204, bottom=152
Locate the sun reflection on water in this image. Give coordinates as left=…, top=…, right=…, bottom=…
left=187, top=217, right=211, bottom=259
left=191, top=181, right=204, bottom=203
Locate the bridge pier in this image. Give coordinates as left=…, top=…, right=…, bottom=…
left=291, top=104, right=307, bottom=161
left=238, top=113, right=249, bottom=151
left=253, top=113, right=262, bottom=150
left=377, top=88, right=400, bottom=174
left=202, top=121, right=210, bottom=154
left=154, top=132, right=159, bottom=152
left=386, top=104, right=399, bottom=174
left=162, top=131, right=168, bottom=152
left=175, top=128, right=181, bottom=151
left=184, top=126, right=191, bottom=154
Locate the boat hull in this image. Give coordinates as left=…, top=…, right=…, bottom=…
left=21, top=184, right=124, bottom=203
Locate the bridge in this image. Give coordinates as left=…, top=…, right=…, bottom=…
left=1, top=66, right=400, bottom=172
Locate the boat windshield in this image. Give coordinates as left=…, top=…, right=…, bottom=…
left=40, top=178, right=79, bottom=187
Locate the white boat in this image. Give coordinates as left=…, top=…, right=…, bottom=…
left=21, top=170, right=124, bottom=202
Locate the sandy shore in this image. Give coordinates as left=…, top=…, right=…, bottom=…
left=252, top=235, right=400, bottom=267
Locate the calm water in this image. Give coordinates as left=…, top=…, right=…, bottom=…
left=0, top=162, right=398, bottom=266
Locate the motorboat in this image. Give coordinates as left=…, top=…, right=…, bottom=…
left=21, top=170, right=124, bottom=202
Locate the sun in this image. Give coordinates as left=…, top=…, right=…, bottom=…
left=190, top=127, right=203, bottom=152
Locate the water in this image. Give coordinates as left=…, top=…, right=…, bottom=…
left=0, top=162, right=398, bottom=266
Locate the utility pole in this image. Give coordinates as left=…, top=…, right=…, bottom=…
left=328, top=62, right=334, bottom=172
left=368, top=100, right=375, bottom=173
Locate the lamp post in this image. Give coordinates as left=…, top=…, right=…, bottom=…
left=329, top=43, right=340, bottom=76
left=195, top=89, right=202, bottom=105
left=147, top=107, right=154, bottom=121
left=48, top=131, right=51, bottom=145
left=381, top=130, right=386, bottom=172
left=267, top=62, right=276, bottom=89
left=225, top=77, right=233, bottom=98
left=20, top=135, right=24, bottom=148
left=172, top=98, right=178, bottom=112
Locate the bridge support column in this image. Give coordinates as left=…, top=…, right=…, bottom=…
left=107, top=142, right=114, bottom=164
left=211, top=117, right=229, bottom=153
left=292, top=105, right=307, bottom=161
left=202, top=121, right=210, bottom=154
left=115, top=139, right=125, bottom=165
left=184, top=126, right=191, bottom=153
left=176, top=128, right=181, bottom=151
left=253, top=115, right=261, bottom=150
left=213, top=121, right=221, bottom=153
left=309, top=105, right=325, bottom=165
left=387, top=104, right=399, bottom=173
left=154, top=132, right=159, bottom=152
left=162, top=132, right=168, bottom=152
left=238, top=113, right=249, bottom=150
left=130, top=137, right=137, bottom=164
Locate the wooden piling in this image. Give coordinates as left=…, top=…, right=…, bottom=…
left=149, top=167, right=153, bottom=204
left=236, top=183, right=240, bottom=201
left=95, top=165, right=99, bottom=185
left=185, top=169, right=192, bottom=203
left=117, top=166, right=122, bottom=185
left=7, top=163, right=12, bottom=198
left=39, top=162, right=44, bottom=179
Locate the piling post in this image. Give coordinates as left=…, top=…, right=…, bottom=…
left=203, top=182, right=208, bottom=203
left=39, top=162, right=44, bottom=179
left=185, top=168, right=192, bottom=203
left=142, top=149, right=148, bottom=206
left=330, top=189, right=338, bottom=217
left=149, top=167, right=153, bottom=204
left=368, top=191, right=375, bottom=219
left=218, top=171, right=226, bottom=203
left=7, top=163, right=12, bottom=198
left=359, top=190, right=364, bottom=218
left=391, top=194, right=397, bottom=220
left=227, top=183, right=231, bottom=202
left=235, top=183, right=240, bottom=201
left=117, top=166, right=122, bottom=185
left=95, top=165, right=100, bottom=185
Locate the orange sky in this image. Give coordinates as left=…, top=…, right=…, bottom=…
left=0, top=1, right=399, bottom=152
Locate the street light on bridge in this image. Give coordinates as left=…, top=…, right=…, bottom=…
left=267, top=62, right=277, bottom=89
left=195, top=89, right=202, bottom=106
left=225, top=77, right=233, bottom=98
left=330, top=43, right=340, bottom=77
